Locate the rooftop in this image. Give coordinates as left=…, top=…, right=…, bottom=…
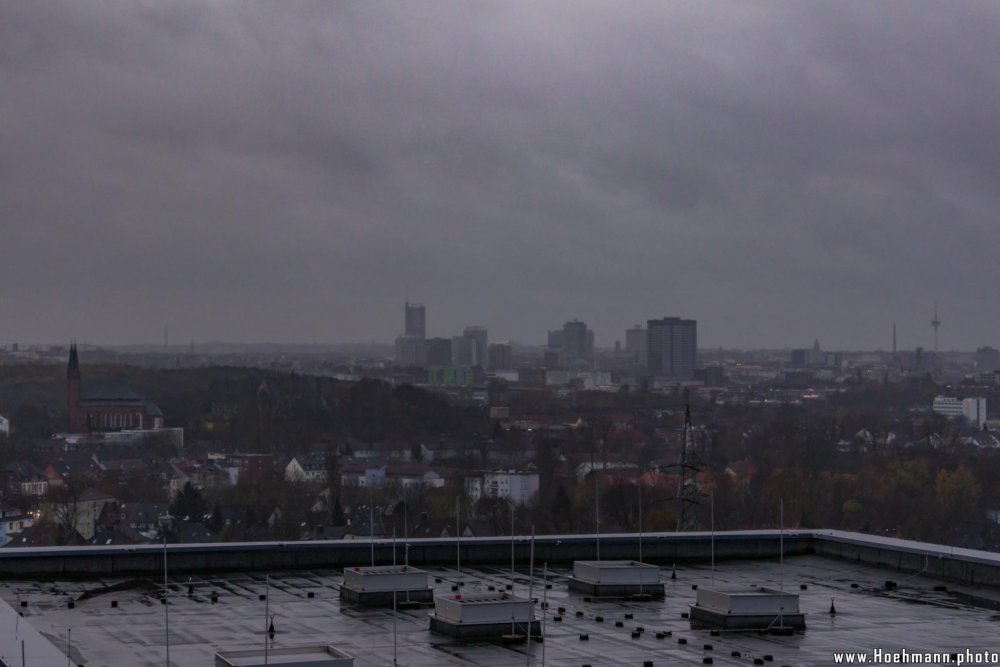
left=2, top=554, right=998, bottom=666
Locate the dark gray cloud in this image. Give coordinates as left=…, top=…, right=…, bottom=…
left=2, top=1, right=999, bottom=349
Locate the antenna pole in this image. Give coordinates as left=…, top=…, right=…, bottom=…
left=392, top=561, right=398, bottom=667
left=509, top=499, right=516, bottom=636
left=163, top=535, right=170, bottom=667
left=711, top=492, right=715, bottom=588
left=369, top=485, right=375, bottom=567
left=638, top=482, right=643, bottom=563
left=594, top=468, right=600, bottom=561
left=456, top=496, right=461, bottom=579
left=526, top=526, right=535, bottom=667
left=541, top=562, right=548, bottom=667
left=779, top=498, right=784, bottom=592
left=264, top=574, right=269, bottom=665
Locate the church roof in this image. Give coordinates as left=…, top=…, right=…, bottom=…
left=80, top=381, right=144, bottom=403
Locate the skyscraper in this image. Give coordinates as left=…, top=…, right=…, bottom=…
left=488, top=342, right=513, bottom=370
left=426, top=337, right=453, bottom=367
left=625, top=325, right=646, bottom=365
left=405, top=301, right=426, bottom=339
left=561, top=319, right=594, bottom=366
left=462, top=326, right=488, bottom=368
left=646, top=317, right=697, bottom=379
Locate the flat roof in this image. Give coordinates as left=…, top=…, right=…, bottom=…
left=216, top=645, right=351, bottom=666
left=344, top=565, right=423, bottom=575
left=439, top=593, right=525, bottom=605
left=575, top=560, right=655, bottom=567
left=3, top=555, right=999, bottom=666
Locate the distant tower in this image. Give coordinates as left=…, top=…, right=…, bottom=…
left=404, top=300, right=426, bottom=339
left=931, top=305, right=941, bottom=354
left=892, top=323, right=897, bottom=356
left=67, top=342, right=82, bottom=432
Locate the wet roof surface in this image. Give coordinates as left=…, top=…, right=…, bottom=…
left=2, top=555, right=998, bottom=666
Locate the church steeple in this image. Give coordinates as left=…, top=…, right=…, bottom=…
left=67, top=341, right=80, bottom=379
left=67, top=342, right=82, bottom=431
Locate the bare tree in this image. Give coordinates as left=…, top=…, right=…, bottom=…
left=45, top=475, right=88, bottom=544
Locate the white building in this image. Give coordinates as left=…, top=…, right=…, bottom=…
left=465, top=470, right=539, bottom=506
left=933, top=396, right=988, bottom=429
left=285, top=454, right=328, bottom=483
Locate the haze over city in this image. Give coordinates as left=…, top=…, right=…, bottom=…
left=3, top=1, right=1000, bottom=349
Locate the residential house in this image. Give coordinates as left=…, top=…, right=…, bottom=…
left=88, top=524, right=146, bottom=546
left=285, top=454, right=328, bottom=483
left=0, top=508, right=35, bottom=545
left=119, top=502, right=169, bottom=538
left=1, top=462, right=50, bottom=497
left=340, top=462, right=387, bottom=488
left=42, top=488, right=117, bottom=540
left=43, top=456, right=102, bottom=487
left=465, top=469, right=539, bottom=506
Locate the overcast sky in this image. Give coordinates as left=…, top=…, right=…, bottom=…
left=2, top=1, right=999, bottom=350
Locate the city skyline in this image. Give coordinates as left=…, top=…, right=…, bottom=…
left=3, top=3, right=1000, bottom=349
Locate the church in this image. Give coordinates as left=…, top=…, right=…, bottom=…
left=66, top=344, right=164, bottom=433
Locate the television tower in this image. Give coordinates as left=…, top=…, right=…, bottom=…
left=931, top=305, right=941, bottom=354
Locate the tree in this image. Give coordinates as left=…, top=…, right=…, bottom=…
left=474, top=497, right=512, bottom=536
left=331, top=494, right=345, bottom=526
left=45, top=475, right=89, bottom=545
left=550, top=484, right=574, bottom=533
left=170, top=482, right=207, bottom=521
left=936, top=467, right=982, bottom=539
left=208, top=501, right=224, bottom=532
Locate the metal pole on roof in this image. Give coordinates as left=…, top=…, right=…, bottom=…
left=163, top=536, right=170, bottom=667
left=510, top=502, right=515, bottom=581
left=369, top=484, right=375, bottom=567
left=264, top=574, right=269, bottom=665
left=779, top=498, right=784, bottom=592
left=392, top=573, right=398, bottom=667
left=403, top=494, right=409, bottom=568
left=711, top=492, right=715, bottom=588
left=541, top=562, right=548, bottom=667
left=525, top=526, right=535, bottom=667
left=638, top=482, right=643, bottom=563
left=594, top=467, right=601, bottom=561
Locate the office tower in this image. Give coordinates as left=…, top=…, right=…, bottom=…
left=462, top=326, right=488, bottom=368
left=646, top=317, right=697, bottom=379
left=426, top=337, right=453, bottom=367
left=977, top=346, right=1000, bottom=373
left=625, top=325, right=646, bottom=365
left=395, top=335, right=426, bottom=367
left=405, top=301, right=426, bottom=339
left=488, top=342, right=513, bottom=370
left=560, top=319, right=594, bottom=366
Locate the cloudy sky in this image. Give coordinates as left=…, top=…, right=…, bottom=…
left=2, top=1, right=999, bottom=350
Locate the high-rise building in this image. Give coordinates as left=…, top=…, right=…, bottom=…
left=395, top=335, right=426, bottom=367
left=488, top=342, right=513, bottom=370
left=462, top=326, right=488, bottom=368
left=933, top=396, right=987, bottom=429
left=426, top=337, right=453, bottom=367
left=405, top=301, right=426, bottom=339
left=646, top=317, right=697, bottom=379
left=625, top=325, right=646, bottom=365
left=976, top=346, right=1000, bottom=373
left=561, top=319, right=594, bottom=366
